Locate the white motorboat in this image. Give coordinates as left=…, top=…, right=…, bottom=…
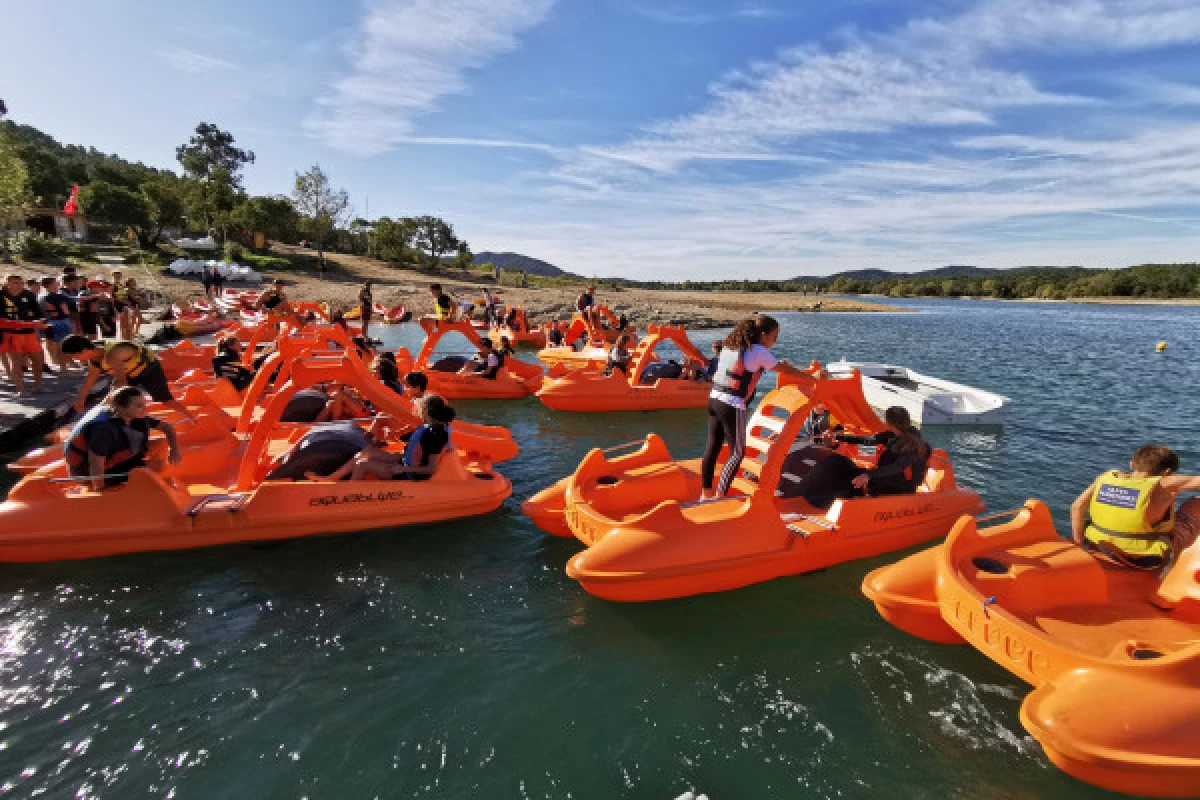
left=825, top=360, right=1010, bottom=426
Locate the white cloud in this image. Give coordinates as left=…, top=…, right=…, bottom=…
left=307, top=0, right=555, bottom=155
left=556, top=0, right=1200, bottom=186
left=623, top=2, right=784, bottom=25
left=156, top=47, right=236, bottom=75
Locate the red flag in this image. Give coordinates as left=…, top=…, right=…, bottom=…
left=63, top=184, right=79, bottom=215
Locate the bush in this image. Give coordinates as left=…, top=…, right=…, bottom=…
left=12, top=230, right=71, bottom=262
left=240, top=253, right=292, bottom=271
left=224, top=241, right=245, bottom=263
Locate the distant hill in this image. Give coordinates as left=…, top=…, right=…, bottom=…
left=473, top=251, right=577, bottom=278
left=789, top=264, right=1087, bottom=284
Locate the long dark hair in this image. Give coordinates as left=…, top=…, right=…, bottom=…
left=722, top=314, right=779, bottom=350
left=883, top=406, right=929, bottom=459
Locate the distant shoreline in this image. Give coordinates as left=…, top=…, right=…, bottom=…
left=859, top=293, right=1200, bottom=307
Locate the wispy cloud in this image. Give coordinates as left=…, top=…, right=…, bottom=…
left=623, top=2, right=784, bottom=25
left=472, top=0, right=1200, bottom=277
left=155, top=47, right=236, bottom=75
left=307, top=0, right=555, bottom=156
left=557, top=0, right=1200, bottom=185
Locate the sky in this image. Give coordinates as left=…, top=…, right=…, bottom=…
left=4, top=0, right=1200, bottom=279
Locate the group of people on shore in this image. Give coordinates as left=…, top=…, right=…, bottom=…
left=1, top=268, right=146, bottom=396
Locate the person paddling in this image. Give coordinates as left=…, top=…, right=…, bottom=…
left=700, top=315, right=805, bottom=500
left=1072, top=445, right=1200, bottom=571
left=64, top=386, right=182, bottom=490
left=62, top=335, right=193, bottom=419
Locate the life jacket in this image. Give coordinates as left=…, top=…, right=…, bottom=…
left=403, top=423, right=449, bottom=476
left=42, top=292, right=70, bottom=319
left=481, top=350, right=504, bottom=379
left=712, top=347, right=764, bottom=401
left=63, top=410, right=139, bottom=477
left=1085, top=471, right=1174, bottom=559
left=92, top=340, right=156, bottom=378
left=113, top=286, right=130, bottom=303
left=1, top=291, right=40, bottom=325
left=576, top=293, right=593, bottom=311
left=434, top=293, right=455, bottom=320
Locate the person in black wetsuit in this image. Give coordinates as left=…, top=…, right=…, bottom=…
left=375, top=351, right=401, bottom=392
left=211, top=335, right=255, bottom=391
left=459, top=338, right=502, bottom=379
left=792, top=406, right=931, bottom=509
left=64, top=386, right=182, bottom=489
left=306, top=394, right=455, bottom=482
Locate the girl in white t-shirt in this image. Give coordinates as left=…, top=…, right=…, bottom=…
left=700, top=315, right=806, bottom=500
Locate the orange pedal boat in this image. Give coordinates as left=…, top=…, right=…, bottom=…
left=13, top=342, right=520, bottom=474
left=395, top=318, right=543, bottom=400
left=863, top=500, right=1200, bottom=798
left=536, top=325, right=709, bottom=412
left=522, top=365, right=984, bottom=601
left=483, top=307, right=546, bottom=349
left=0, top=357, right=512, bottom=562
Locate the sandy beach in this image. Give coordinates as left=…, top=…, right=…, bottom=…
left=21, top=246, right=904, bottom=329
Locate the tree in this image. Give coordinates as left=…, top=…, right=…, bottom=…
left=0, top=128, right=32, bottom=256
left=454, top=240, right=473, bottom=269
left=233, top=195, right=299, bottom=244
left=13, top=142, right=67, bottom=206
left=292, top=165, right=349, bottom=272
left=141, top=178, right=186, bottom=246
left=176, top=123, right=254, bottom=239
left=369, top=216, right=418, bottom=262
left=413, top=215, right=458, bottom=266
left=79, top=181, right=154, bottom=240
left=176, top=122, right=255, bottom=187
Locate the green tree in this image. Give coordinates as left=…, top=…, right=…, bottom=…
left=369, top=216, right=418, bottom=262
left=79, top=180, right=154, bottom=239
left=0, top=128, right=32, bottom=256
left=13, top=142, right=67, bottom=206
left=140, top=178, right=185, bottom=245
left=413, top=215, right=458, bottom=266
left=454, top=240, right=473, bottom=269
left=176, top=122, right=255, bottom=187
left=176, top=123, right=254, bottom=238
left=233, top=195, right=299, bottom=244
left=292, top=164, right=349, bottom=272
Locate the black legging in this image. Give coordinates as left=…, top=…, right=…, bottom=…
left=701, top=397, right=746, bottom=494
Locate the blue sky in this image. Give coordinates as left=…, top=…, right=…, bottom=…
left=5, top=0, right=1200, bottom=279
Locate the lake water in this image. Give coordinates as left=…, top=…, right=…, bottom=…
left=1, top=298, right=1197, bottom=799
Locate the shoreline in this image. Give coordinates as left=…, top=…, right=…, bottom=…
left=17, top=249, right=909, bottom=330
left=859, top=293, right=1200, bottom=308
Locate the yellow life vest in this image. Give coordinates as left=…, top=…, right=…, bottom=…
left=94, top=340, right=156, bottom=379
left=1084, top=471, right=1174, bottom=558
left=434, top=293, right=456, bottom=321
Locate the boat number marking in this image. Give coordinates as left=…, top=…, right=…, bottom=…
left=310, top=490, right=412, bottom=507
left=873, top=502, right=935, bottom=523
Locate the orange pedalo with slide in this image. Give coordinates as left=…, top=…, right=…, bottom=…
left=863, top=500, right=1200, bottom=798
left=522, top=365, right=984, bottom=601
left=396, top=318, right=543, bottom=399
left=536, top=325, right=709, bottom=412
left=0, top=355, right=512, bottom=562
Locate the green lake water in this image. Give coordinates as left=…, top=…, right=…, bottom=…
left=1, top=298, right=1197, bottom=799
